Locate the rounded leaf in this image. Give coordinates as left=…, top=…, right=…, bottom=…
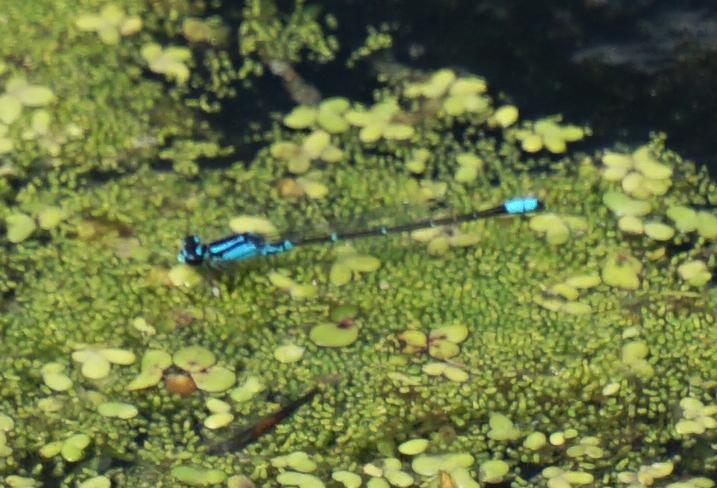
left=344, top=255, right=381, bottom=272
left=192, top=366, right=236, bottom=392
left=204, top=412, right=234, bottom=429
left=173, top=345, right=215, bottom=372
left=329, top=262, right=352, bottom=286
left=309, top=322, right=359, bottom=348
left=98, top=401, right=138, bottom=419
left=15, top=85, right=55, bottom=106
left=6, top=213, right=36, bottom=243
left=398, top=438, right=428, bottom=455
left=274, top=344, right=305, bottom=363
left=126, top=369, right=163, bottom=391
left=284, top=106, right=316, bottom=129
left=43, top=372, right=73, bottom=392
left=81, top=354, right=111, bottom=379
left=0, top=94, right=22, bottom=124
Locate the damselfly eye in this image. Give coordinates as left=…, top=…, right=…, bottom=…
left=178, top=235, right=205, bottom=265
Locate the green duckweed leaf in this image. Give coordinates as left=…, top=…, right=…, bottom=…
left=61, top=433, right=90, bottom=462
left=0, top=94, right=22, bottom=124
left=171, top=465, right=227, bottom=486
left=274, top=344, right=305, bottom=363
left=6, top=213, right=36, bottom=243
left=523, top=432, right=547, bottom=450
left=329, top=262, right=352, bottom=286
left=309, top=322, right=359, bottom=347
left=78, top=476, right=111, bottom=488
left=487, top=413, right=521, bottom=441
left=204, top=412, right=234, bottom=429
left=276, top=472, right=325, bottom=488
left=174, top=345, right=216, bottom=372
left=192, top=365, right=236, bottom=392
left=126, top=369, right=163, bottom=391
left=602, top=253, right=642, bottom=290
left=284, top=106, right=317, bottom=129
left=332, top=471, right=362, bottom=488
left=272, top=451, right=318, bottom=473
left=97, top=401, right=138, bottom=419
left=411, top=453, right=474, bottom=477
left=479, top=459, right=510, bottom=483
left=398, top=438, right=429, bottom=455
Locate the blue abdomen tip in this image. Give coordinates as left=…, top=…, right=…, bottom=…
left=504, top=197, right=540, bottom=214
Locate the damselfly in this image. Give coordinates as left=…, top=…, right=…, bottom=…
left=177, top=196, right=543, bottom=266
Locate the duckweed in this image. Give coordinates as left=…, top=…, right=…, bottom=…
left=3, top=3, right=717, bottom=486
left=0, top=77, right=54, bottom=125
left=141, top=43, right=192, bottom=84
left=523, top=432, right=547, bottom=450
left=542, top=467, right=593, bottom=488
left=171, top=465, right=227, bottom=486
left=60, top=433, right=91, bottom=462
left=76, top=4, right=142, bottom=45
left=271, top=130, right=343, bottom=174
left=271, top=451, right=318, bottom=473
left=678, top=260, right=712, bottom=286
left=309, top=322, right=359, bottom=348
left=397, top=438, right=429, bottom=456
left=41, top=362, right=73, bottom=391
left=284, top=98, right=351, bottom=133
left=487, top=413, right=521, bottom=441
left=274, top=343, right=305, bottom=363
left=276, top=472, right=325, bottom=488
left=332, top=471, right=362, bottom=488
left=488, top=105, right=519, bottom=128
left=97, top=401, right=138, bottom=419
left=479, top=459, right=510, bottom=483
left=344, top=100, right=415, bottom=143
left=509, top=116, right=587, bottom=154
left=5, top=213, right=36, bottom=243
left=78, top=476, right=111, bottom=488
left=601, top=252, right=642, bottom=290
left=675, top=397, right=717, bottom=435
left=72, top=346, right=135, bottom=379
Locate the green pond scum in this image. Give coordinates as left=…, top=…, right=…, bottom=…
left=1, top=0, right=717, bottom=487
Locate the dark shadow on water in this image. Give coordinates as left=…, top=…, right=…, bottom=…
left=204, top=0, right=717, bottom=177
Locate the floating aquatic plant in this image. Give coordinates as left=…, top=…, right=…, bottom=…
left=271, top=451, right=318, bottom=473
left=171, top=465, right=227, bottom=486
left=488, top=105, right=519, bottom=128
left=140, top=43, right=192, bottom=84
left=72, top=346, right=135, bottom=380
left=454, top=152, right=483, bottom=183
left=40, top=433, right=91, bottom=463
left=97, top=401, right=138, bottom=419
left=283, top=97, right=351, bottom=133
left=344, top=99, right=414, bottom=143
left=329, top=246, right=381, bottom=286
left=675, top=397, right=717, bottom=435
left=508, top=115, right=588, bottom=154
left=399, top=323, right=469, bottom=360
left=529, top=213, right=587, bottom=245
left=204, top=398, right=233, bottom=429
left=76, top=4, right=142, bottom=45
left=617, top=461, right=673, bottom=487
left=0, top=77, right=54, bottom=125
left=271, top=130, right=343, bottom=174
left=541, top=467, right=593, bottom=488
left=601, top=145, right=673, bottom=198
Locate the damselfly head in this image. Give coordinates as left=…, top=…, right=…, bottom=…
left=177, top=235, right=206, bottom=265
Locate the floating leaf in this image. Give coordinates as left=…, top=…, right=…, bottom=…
left=309, top=322, right=359, bottom=347
left=174, top=346, right=215, bottom=372
left=6, top=213, right=36, bottom=243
